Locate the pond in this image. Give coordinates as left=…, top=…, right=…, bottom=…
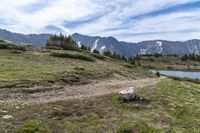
left=150, top=70, right=200, bottom=80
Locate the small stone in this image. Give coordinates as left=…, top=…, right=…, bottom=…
left=74, top=66, right=85, bottom=70
left=118, top=87, right=136, bottom=101
left=2, top=115, right=13, bottom=119
left=0, top=110, right=8, bottom=113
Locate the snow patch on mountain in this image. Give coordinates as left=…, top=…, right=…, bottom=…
left=139, top=41, right=163, bottom=55
left=91, top=39, right=99, bottom=52
left=77, top=41, right=81, bottom=48
left=188, top=44, right=199, bottom=54
left=100, top=45, right=106, bottom=53
left=193, top=45, right=199, bottom=54
left=148, top=41, right=163, bottom=54
left=139, top=48, right=148, bottom=55
left=156, top=41, right=163, bottom=53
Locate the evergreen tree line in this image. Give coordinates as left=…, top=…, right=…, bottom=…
left=46, top=34, right=91, bottom=51
left=46, top=33, right=77, bottom=50
left=103, top=50, right=141, bottom=65
left=46, top=34, right=141, bottom=65
left=181, top=54, right=200, bottom=61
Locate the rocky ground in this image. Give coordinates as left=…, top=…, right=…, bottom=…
left=0, top=78, right=158, bottom=105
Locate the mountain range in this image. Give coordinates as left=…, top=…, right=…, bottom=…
left=0, top=29, right=49, bottom=47
left=0, top=29, right=200, bottom=56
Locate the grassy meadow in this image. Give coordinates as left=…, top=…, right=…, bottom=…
left=140, top=55, right=200, bottom=71
left=0, top=42, right=199, bottom=133
left=0, top=78, right=199, bottom=132
left=0, top=48, right=149, bottom=88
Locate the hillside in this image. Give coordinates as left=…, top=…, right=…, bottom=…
left=0, top=39, right=199, bottom=132
left=0, top=38, right=152, bottom=89
left=139, top=55, right=200, bottom=71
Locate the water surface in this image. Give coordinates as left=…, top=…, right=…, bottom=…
left=151, top=70, right=200, bottom=79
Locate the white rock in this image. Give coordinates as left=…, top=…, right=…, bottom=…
left=74, top=66, right=84, bottom=70
left=2, top=115, right=13, bottom=119
left=0, top=110, right=8, bottom=113
left=118, top=87, right=136, bottom=101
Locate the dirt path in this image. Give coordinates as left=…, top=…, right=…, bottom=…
left=0, top=78, right=158, bottom=105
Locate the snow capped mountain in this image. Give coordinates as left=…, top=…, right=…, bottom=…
left=185, top=40, right=200, bottom=54
left=72, top=33, right=200, bottom=56
left=0, top=29, right=199, bottom=56
left=91, top=39, right=99, bottom=52
left=139, top=41, right=163, bottom=55
left=152, top=41, right=163, bottom=54
left=72, top=33, right=123, bottom=54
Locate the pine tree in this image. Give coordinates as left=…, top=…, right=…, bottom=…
left=46, top=34, right=78, bottom=50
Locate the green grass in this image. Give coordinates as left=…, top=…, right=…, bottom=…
left=1, top=47, right=198, bottom=132
left=18, top=120, right=50, bottom=133
left=0, top=49, right=148, bottom=88
left=50, top=52, right=95, bottom=62
left=140, top=55, right=200, bottom=71
left=167, top=75, right=200, bottom=84
left=0, top=78, right=199, bottom=132
left=0, top=41, right=26, bottom=51
left=0, top=50, right=74, bottom=87
left=43, top=46, right=64, bottom=50
left=90, top=53, right=105, bottom=60
left=137, top=78, right=200, bottom=132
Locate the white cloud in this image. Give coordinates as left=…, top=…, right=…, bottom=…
left=0, top=0, right=103, bottom=33
left=0, top=0, right=200, bottom=42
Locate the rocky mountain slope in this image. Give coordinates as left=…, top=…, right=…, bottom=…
left=0, top=29, right=199, bottom=56
left=72, top=33, right=200, bottom=56
left=0, top=29, right=49, bottom=47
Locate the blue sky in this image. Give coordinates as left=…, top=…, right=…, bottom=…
left=0, top=0, right=200, bottom=42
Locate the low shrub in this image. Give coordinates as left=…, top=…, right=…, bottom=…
left=155, top=71, right=160, bottom=77
left=93, top=49, right=100, bottom=54
left=0, top=39, right=5, bottom=42
left=0, top=43, right=9, bottom=49
left=9, top=44, right=26, bottom=51
left=0, top=42, right=26, bottom=51
left=123, top=64, right=135, bottom=69
left=44, top=46, right=63, bottom=50
left=50, top=52, right=95, bottom=62
left=18, top=120, right=49, bottom=133
left=91, top=53, right=105, bottom=60
left=167, top=66, right=174, bottom=70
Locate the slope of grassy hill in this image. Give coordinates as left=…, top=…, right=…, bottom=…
left=140, top=55, right=200, bottom=71
left=0, top=41, right=199, bottom=133
left=0, top=46, right=150, bottom=89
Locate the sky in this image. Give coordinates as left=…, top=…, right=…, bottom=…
left=0, top=0, right=200, bottom=42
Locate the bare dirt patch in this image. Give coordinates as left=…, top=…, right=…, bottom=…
left=0, top=78, right=158, bottom=105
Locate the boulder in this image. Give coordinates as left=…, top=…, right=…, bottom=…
left=118, top=87, right=136, bottom=101
left=2, top=115, right=13, bottom=119
left=0, top=110, right=8, bottom=113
